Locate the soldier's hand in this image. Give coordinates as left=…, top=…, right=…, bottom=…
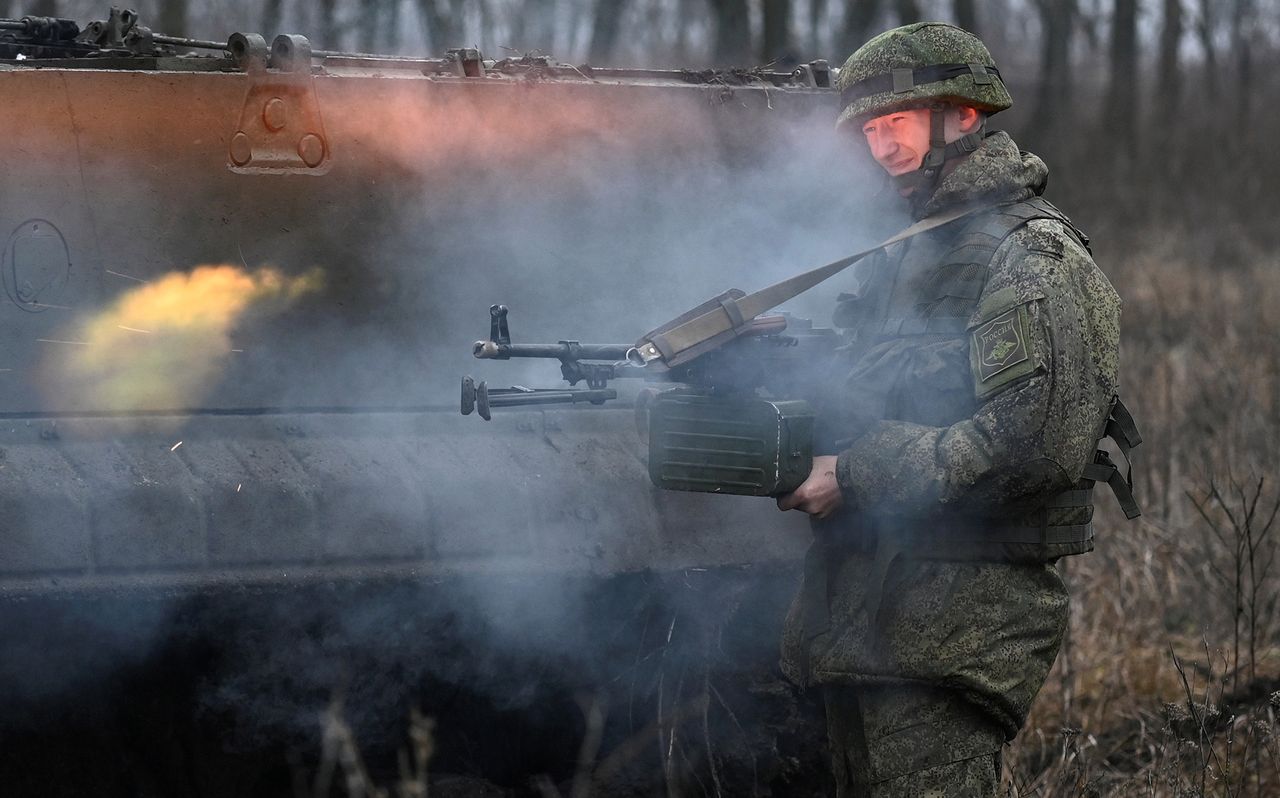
left=776, top=455, right=843, bottom=519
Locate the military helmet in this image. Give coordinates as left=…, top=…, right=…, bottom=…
left=835, top=22, right=1012, bottom=131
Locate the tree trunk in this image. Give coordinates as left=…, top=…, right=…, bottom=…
left=1231, top=0, right=1253, bottom=132
left=383, top=0, right=403, bottom=52
left=839, top=0, right=881, bottom=58
left=673, top=0, right=696, bottom=60
left=157, top=0, right=187, bottom=37
left=708, top=0, right=752, bottom=66
left=359, top=0, right=383, bottom=52
left=261, top=0, right=284, bottom=38
left=510, top=0, right=556, bottom=54
left=1104, top=0, right=1139, bottom=159
left=588, top=0, right=627, bottom=63
left=1156, top=0, right=1182, bottom=129
left=318, top=0, right=340, bottom=51
left=894, top=0, right=921, bottom=24
left=810, top=0, right=828, bottom=57
left=1027, top=0, right=1075, bottom=143
left=1196, top=0, right=1217, bottom=95
left=953, top=0, right=978, bottom=32
left=418, top=0, right=464, bottom=53
left=762, top=0, right=792, bottom=65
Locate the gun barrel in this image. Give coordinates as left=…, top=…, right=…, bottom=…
left=472, top=341, right=631, bottom=361
left=154, top=34, right=231, bottom=51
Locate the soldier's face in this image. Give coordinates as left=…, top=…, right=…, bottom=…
left=860, top=106, right=980, bottom=177
left=861, top=109, right=933, bottom=176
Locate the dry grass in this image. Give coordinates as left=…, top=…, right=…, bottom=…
left=305, top=232, right=1280, bottom=797
left=1006, top=236, right=1280, bottom=797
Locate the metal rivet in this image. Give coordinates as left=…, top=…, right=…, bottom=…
left=262, top=97, right=287, bottom=131
left=229, top=132, right=253, bottom=166
left=297, top=133, right=325, bottom=168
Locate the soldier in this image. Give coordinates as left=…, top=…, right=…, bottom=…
left=775, top=22, right=1140, bottom=797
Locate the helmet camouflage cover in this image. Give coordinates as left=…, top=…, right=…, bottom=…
left=835, top=22, right=1013, bottom=131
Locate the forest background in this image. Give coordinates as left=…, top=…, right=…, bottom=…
left=10, top=0, right=1280, bottom=795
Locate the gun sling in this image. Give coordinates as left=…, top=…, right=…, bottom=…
left=635, top=202, right=988, bottom=367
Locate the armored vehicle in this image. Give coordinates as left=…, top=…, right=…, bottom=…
left=0, top=8, right=858, bottom=795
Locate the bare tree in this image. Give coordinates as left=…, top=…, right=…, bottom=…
left=510, top=0, right=556, bottom=53
left=1196, top=0, right=1218, bottom=95
left=382, top=0, right=403, bottom=52
left=158, top=0, right=188, bottom=37
left=1026, top=0, right=1075, bottom=142
left=674, top=0, right=696, bottom=60
left=588, top=0, right=628, bottom=63
left=261, top=0, right=285, bottom=37
left=317, top=0, right=340, bottom=51
left=1231, top=0, right=1253, bottom=132
left=1156, top=0, right=1183, bottom=131
left=417, top=0, right=465, bottom=53
left=839, top=0, right=882, bottom=57
left=894, top=0, right=921, bottom=23
left=1104, top=0, right=1139, bottom=159
left=762, top=0, right=792, bottom=64
left=953, top=0, right=978, bottom=32
left=708, top=0, right=752, bottom=65
left=358, top=0, right=384, bottom=52
left=810, top=0, right=828, bottom=56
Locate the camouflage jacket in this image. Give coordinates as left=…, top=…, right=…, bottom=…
left=782, top=132, right=1122, bottom=743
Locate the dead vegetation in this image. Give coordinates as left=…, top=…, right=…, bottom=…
left=298, top=239, right=1280, bottom=798
left=1005, top=238, right=1280, bottom=797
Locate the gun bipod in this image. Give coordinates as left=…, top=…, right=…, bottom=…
left=460, top=376, right=617, bottom=420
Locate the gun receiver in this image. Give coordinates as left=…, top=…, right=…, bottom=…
left=461, top=302, right=839, bottom=496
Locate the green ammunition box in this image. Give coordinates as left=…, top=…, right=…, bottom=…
left=647, top=393, right=814, bottom=497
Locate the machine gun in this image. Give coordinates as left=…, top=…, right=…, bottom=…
left=461, top=296, right=839, bottom=497
left=458, top=205, right=991, bottom=497
left=0, top=7, right=232, bottom=60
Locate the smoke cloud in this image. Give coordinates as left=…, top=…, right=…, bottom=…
left=1, top=66, right=900, bottom=793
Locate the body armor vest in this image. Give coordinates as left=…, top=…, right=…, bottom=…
left=831, top=196, right=1140, bottom=565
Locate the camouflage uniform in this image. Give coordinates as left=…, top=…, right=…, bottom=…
left=780, top=23, right=1135, bottom=798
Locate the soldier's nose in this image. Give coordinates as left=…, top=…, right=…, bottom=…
left=869, top=133, right=898, bottom=164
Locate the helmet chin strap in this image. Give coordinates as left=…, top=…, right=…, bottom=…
left=891, top=104, right=986, bottom=195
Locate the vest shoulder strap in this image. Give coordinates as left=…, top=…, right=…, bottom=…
left=904, top=197, right=1079, bottom=330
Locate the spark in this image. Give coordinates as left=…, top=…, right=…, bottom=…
left=31, top=302, right=74, bottom=310
left=230, top=349, right=244, bottom=353
left=37, top=338, right=89, bottom=346
left=106, top=269, right=148, bottom=283
left=117, top=325, right=153, bottom=334
left=170, top=441, right=183, bottom=452
left=236, top=483, right=242, bottom=492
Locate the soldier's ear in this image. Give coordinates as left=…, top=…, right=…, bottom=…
left=955, top=105, right=982, bottom=134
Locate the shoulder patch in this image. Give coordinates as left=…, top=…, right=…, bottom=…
left=972, top=307, right=1029, bottom=381
left=969, top=300, right=1039, bottom=399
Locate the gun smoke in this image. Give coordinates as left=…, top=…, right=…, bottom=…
left=1, top=66, right=905, bottom=793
